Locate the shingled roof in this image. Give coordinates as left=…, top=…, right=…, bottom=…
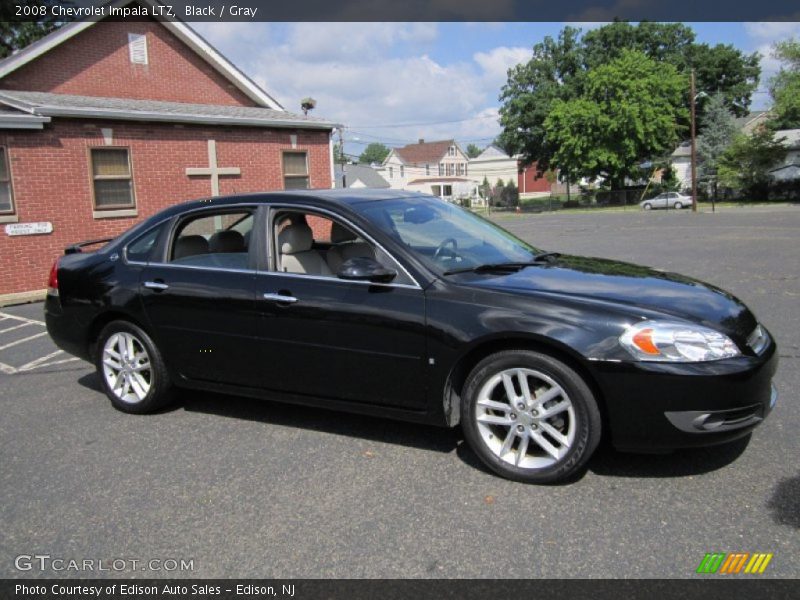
left=0, top=90, right=337, bottom=130
left=393, top=139, right=457, bottom=165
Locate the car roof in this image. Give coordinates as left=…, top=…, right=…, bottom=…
left=147, top=189, right=428, bottom=221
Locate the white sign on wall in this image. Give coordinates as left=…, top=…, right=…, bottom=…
left=5, top=222, right=53, bottom=236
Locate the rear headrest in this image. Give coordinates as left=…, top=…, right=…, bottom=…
left=174, top=235, right=208, bottom=259
left=209, top=230, right=245, bottom=253
left=279, top=223, right=313, bottom=255
left=331, top=222, right=357, bottom=244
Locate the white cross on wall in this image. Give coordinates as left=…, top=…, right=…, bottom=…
left=185, top=139, right=241, bottom=196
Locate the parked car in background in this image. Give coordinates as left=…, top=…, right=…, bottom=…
left=641, top=192, right=691, bottom=210
left=45, top=190, right=777, bottom=483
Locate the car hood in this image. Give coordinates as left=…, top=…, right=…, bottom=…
left=460, top=255, right=756, bottom=338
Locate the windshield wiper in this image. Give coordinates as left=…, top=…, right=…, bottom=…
left=443, top=253, right=560, bottom=276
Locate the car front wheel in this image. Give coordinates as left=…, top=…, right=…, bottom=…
left=643, top=203, right=652, bottom=210
left=96, top=320, right=173, bottom=413
left=461, top=350, right=601, bottom=483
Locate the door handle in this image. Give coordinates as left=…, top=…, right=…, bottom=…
left=263, top=292, right=298, bottom=304
left=144, top=281, right=169, bottom=291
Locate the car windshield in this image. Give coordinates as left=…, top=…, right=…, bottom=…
left=353, top=196, right=541, bottom=274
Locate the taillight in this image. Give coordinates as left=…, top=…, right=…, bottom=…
left=47, top=258, right=60, bottom=296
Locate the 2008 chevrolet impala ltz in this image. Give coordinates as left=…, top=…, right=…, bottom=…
left=45, top=190, right=778, bottom=483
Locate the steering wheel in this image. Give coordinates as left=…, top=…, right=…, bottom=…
left=434, top=237, right=458, bottom=261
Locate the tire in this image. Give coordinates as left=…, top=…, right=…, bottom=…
left=95, top=320, right=173, bottom=414
left=643, top=203, right=652, bottom=210
left=674, top=202, right=683, bottom=209
left=461, top=350, right=601, bottom=483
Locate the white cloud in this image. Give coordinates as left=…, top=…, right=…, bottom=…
left=743, top=22, right=800, bottom=108
left=744, top=22, right=800, bottom=42
left=194, top=23, right=529, bottom=153
left=473, top=46, right=531, bottom=88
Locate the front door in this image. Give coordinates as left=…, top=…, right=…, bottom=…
left=254, top=209, right=428, bottom=410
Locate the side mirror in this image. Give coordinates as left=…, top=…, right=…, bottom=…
left=337, top=257, right=397, bottom=283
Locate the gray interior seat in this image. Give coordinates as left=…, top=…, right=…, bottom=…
left=326, top=222, right=375, bottom=273
left=278, top=223, right=332, bottom=276
left=173, top=235, right=209, bottom=260
left=209, top=230, right=245, bottom=253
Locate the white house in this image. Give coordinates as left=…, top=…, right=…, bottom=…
left=770, top=129, right=800, bottom=182
left=468, top=145, right=552, bottom=197
left=379, top=139, right=476, bottom=201
left=670, top=111, right=777, bottom=191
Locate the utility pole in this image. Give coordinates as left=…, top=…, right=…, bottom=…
left=690, top=69, right=698, bottom=213
left=338, top=128, right=346, bottom=188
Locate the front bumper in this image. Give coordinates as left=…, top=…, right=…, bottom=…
left=589, top=343, right=779, bottom=451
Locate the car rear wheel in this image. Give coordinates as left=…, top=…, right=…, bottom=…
left=643, top=202, right=652, bottom=210
left=674, top=201, right=683, bottom=209
left=461, top=350, right=601, bottom=483
left=96, top=320, right=172, bottom=413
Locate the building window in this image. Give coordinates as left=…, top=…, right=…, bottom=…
left=128, top=33, right=148, bottom=65
left=90, top=148, right=135, bottom=210
left=389, top=167, right=394, bottom=178
left=283, top=151, right=309, bottom=189
left=425, top=164, right=430, bottom=176
left=448, top=146, right=456, bottom=157
left=0, top=147, right=14, bottom=215
left=438, top=163, right=443, bottom=176
left=400, top=165, right=404, bottom=177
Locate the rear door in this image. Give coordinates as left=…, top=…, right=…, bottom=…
left=138, top=206, right=261, bottom=388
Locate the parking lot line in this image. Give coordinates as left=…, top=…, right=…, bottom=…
left=0, top=311, right=46, bottom=325
left=17, top=349, right=79, bottom=372
left=0, top=321, right=36, bottom=334
left=0, top=331, right=48, bottom=352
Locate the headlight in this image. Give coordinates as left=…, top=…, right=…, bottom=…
left=619, top=321, right=740, bottom=362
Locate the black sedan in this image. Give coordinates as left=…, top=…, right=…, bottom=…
left=45, top=190, right=778, bottom=483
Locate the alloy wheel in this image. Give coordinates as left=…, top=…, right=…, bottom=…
left=474, top=368, right=576, bottom=469
left=102, top=332, right=152, bottom=404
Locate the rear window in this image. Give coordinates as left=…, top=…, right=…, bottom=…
left=125, top=225, right=163, bottom=263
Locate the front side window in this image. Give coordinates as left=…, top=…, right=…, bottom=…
left=354, top=197, right=540, bottom=275
left=91, top=148, right=135, bottom=209
left=283, top=152, right=309, bottom=190
left=169, top=211, right=253, bottom=270
left=0, top=147, right=14, bottom=214
left=272, top=209, right=413, bottom=285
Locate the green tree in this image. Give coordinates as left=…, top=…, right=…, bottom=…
left=718, top=127, right=787, bottom=199
left=358, top=143, right=390, bottom=165
left=696, top=93, right=738, bottom=201
left=499, top=22, right=760, bottom=172
left=583, top=21, right=758, bottom=118
left=498, top=26, right=585, bottom=174
left=769, top=39, right=800, bottom=129
left=332, top=142, right=344, bottom=163
left=0, top=1, right=71, bottom=59
left=465, top=143, right=482, bottom=158
left=543, top=50, right=687, bottom=190
left=685, top=43, right=760, bottom=119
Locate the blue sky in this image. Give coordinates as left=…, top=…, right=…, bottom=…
left=192, top=22, right=798, bottom=157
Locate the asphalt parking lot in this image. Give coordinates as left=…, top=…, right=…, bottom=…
left=1, top=205, right=798, bottom=579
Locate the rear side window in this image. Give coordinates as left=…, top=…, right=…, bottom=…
left=125, top=225, right=163, bottom=263
left=169, top=211, right=253, bottom=270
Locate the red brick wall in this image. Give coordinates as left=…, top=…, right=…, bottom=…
left=0, top=119, right=332, bottom=295
left=518, top=162, right=551, bottom=194
left=0, top=19, right=256, bottom=107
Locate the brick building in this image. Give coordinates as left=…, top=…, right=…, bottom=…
left=0, top=10, right=337, bottom=301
